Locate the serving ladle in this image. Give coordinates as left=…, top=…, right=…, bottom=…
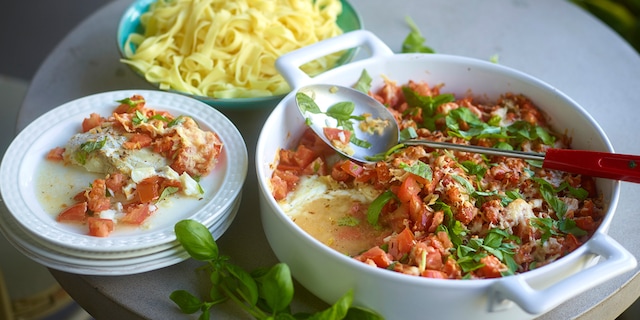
left=295, top=84, right=640, bottom=184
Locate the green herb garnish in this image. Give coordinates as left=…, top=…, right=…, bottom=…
left=402, top=16, right=435, bottom=53
left=171, top=220, right=382, bottom=319
left=74, top=138, right=107, bottom=165
left=367, top=190, right=395, bottom=225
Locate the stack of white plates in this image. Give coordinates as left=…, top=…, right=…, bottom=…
left=0, top=90, right=247, bottom=275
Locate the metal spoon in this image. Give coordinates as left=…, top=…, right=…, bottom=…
left=295, top=84, right=640, bottom=183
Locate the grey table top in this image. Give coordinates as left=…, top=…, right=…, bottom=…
left=16, top=0, right=640, bottom=319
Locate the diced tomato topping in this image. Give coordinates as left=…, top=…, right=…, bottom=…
left=476, top=255, right=505, bottom=278
left=323, top=127, right=351, bottom=145
left=105, top=173, right=127, bottom=195
left=301, top=157, right=327, bottom=176
left=113, top=95, right=145, bottom=114
left=87, top=217, right=114, bottom=237
left=421, top=269, right=447, bottom=279
left=137, top=176, right=161, bottom=203
left=56, top=202, right=88, bottom=222
left=120, top=203, right=154, bottom=225
left=340, top=160, right=364, bottom=178
left=87, top=179, right=111, bottom=212
left=355, top=246, right=393, bottom=268
left=46, top=147, right=65, bottom=161
left=124, top=133, right=153, bottom=150
left=82, top=113, right=104, bottom=132
left=396, top=175, right=421, bottom=203
left=388, top=227, right=415, bottom=259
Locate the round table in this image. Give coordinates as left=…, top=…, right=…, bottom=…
left=16, top=0, right=640, bottom=319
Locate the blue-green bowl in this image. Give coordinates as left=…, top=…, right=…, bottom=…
left=117, top=0, right=363, bottom=110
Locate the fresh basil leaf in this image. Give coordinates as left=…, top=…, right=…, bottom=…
left=253, top=263, right=293, bottom=312
left=401, top=16, right=435, bottom=53
left=345, top=306, right=385, bottom=320
left=399, top=127, right=418, bottom=141
left=170, top=290, right=203, bottom=314
left=116, top=97, right=144, bottom=109
left=296, top=92, right=322, bottom=114
left=308, top=289, right=353, bottom=320
left=168, top=115, right=186, bottom=127
left=367, top=190, right=395, bottom=225
left=353, top=69, right=372, bottom=93
left=558, top=219, right=588, bottom=237
left=174, top=219, right=219, bottom=261
left=451, top=174, right=475, bottom=194
left=132, top=110, right=148, bottom=125
left=400, top=160, right=432, bottom=181
left=460, top=160, right=487, bottom=179
left=326, top=101, right=356, bottom=121
left=75, top=138, right=107, bottom=165
left=223, top=263, right=259, bottom=306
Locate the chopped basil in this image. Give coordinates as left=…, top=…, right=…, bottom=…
left=353, top=69, right=372, bottom=94
left=116, top=97, right=144, bottom=109
left=132, top=110, right=148, bottom=125
left=367, top=190, right=395, bottom=225
left=168, top=115, right=186, bottom=127
left=74, top=138, right=107, bottom=165
left=401, top=16, right=435, bottom=53
left=337, top=216, right=360, bottom=227
left=399, top=160, right=432, bottom=181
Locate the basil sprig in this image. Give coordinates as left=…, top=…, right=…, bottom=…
left=171, top=220, right=382, bottom=319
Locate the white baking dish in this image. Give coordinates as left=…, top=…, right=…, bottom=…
left=255, top=30, right=636, bottom=319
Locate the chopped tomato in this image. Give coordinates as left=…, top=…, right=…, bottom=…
left=120, top=203, right=154, bottom=225
left=113, top=95, right=145, bottom=114
left=355, top=246, right=392, bottom=268
left=137, top=176, right=161, bottom=203
left=476, top=255, right=506, bottom=278
left=82, top=113, right=104, bottom=132
left=323, top=127, right=351, bottom=145
left=46, top=147, right=65, bottom=161
left=301, top=157, right=327, bottom=176
left=271, top=174, right=289, bottom=201
left=124, top=133, right=153, bottom=150
left=56, top=202, right=88, bottom=222
left=396, top=175, right=421, bottom=203
left=105, top=173, right=127, bottom=195
left=87, top=179, right=111, bottom=212
left=293, top=144, right=318, bottom=169
left=340, top=160, right=364, bottom=178
left=564, top=233, right=581, bottom=252
left=271, top=169, right=302, bottom=201
left=388, top=227, right=415, bottom=259
left=87, top=217, right=114, bottom=237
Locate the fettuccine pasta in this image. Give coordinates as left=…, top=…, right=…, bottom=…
left=121, top=0, right=345, bottom=99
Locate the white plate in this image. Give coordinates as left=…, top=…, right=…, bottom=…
left=0, top=90, right=247, bottom=253
left=16, top=192, right=241, bottom=261
left=0, top=189, right=241, bottom=275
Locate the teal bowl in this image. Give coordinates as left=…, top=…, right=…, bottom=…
left=116, top=0, right=363, bottom=110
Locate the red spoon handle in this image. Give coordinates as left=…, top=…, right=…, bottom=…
left=543, top=149, right=640, bottom=183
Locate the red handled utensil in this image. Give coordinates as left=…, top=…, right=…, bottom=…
left=403, top=139, right=640, bottom=183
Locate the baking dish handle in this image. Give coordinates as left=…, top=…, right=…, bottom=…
left=275, top=30, right=394, bottom=89
left=489, top=232, right=636, bottom=315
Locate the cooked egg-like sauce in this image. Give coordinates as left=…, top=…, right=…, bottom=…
left=280, top=176, right=390, bottom=256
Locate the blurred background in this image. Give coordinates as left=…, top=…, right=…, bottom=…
left=0, top=0, right=638, bottom=319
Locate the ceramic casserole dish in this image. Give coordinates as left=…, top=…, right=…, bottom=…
left=255, top=30, right=636, bottom=319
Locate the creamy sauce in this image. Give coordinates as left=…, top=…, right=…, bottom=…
left=280, top=176, right=391, bottom=256
left=35, top=158, right=223, bottom=236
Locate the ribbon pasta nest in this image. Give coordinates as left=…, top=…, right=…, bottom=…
left=121, top=0, right=345, bottom=99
